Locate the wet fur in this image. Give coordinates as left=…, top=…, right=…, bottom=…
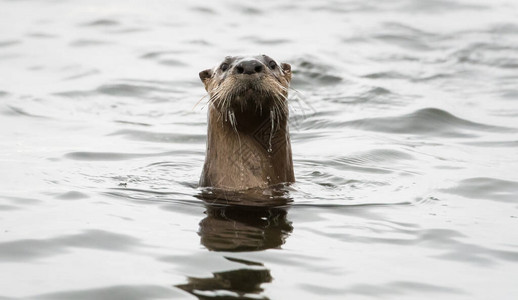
left=199, top=55, right=294, bottom=190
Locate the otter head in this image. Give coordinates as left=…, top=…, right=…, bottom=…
left=199, top=55, right=292, bottom=131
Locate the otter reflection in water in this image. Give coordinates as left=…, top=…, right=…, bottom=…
left=175, top=206, right=292, bottom=299
left=176, top=257, right=272, bottom=300
left=199, top=204, right=293, bottom=252
left=198, top=55, right=294, bottom=191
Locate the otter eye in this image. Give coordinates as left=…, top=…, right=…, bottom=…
left=268, top=60, right=277, bottom=70
left=220, top=63, right=229, bottom=72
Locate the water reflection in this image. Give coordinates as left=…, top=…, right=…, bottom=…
left=176, top=257, right=272, bottom=300
left=177, top=192, right=292, bottom=298
left=199, top=204, right=293, bottom=252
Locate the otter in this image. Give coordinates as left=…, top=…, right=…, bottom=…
left=198, top=55, right=294, bottom=191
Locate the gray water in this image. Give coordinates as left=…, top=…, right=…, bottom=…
left=1, top=0, right=518, bottom=299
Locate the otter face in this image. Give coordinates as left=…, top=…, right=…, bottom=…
left=199, top=55, right=291, bottom=116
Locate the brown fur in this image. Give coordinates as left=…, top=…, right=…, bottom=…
left=199, top=55, right=294, bottom=190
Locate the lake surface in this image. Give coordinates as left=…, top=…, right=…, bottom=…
left=1, top=0, right=518, bottom=299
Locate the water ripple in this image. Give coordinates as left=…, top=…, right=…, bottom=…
left=0, top=230, right=147, bottom=262
left=140, top=51, right=187, bottom=66
left=29, top=285, right=181, bottom=300
left=64, top=150, right=194, bottom=161
left=108, top=129, right=204, bottom=143
left=81, top=19, right=121, bottom=27
left=441, top=177, right=518, bottom=202
left=0, top=40, right=21, bottom=48
left=340, top=281, right=465, bottom=297
left=344, top=108, right=514, bottom=137
left=55, top=191, right=89, bottom=200
left=291, top=56, right=344, bottom=86
left=451, top=42, right=518, bottom=69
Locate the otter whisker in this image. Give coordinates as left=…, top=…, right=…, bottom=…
left=193, top=94, right=210, bottom=110
left=272, top=79, right=289, bottom=92
left=271, top=101, right=282, bottom=133
left=228, top=110, right=237, bottom=132
left=268, top=109, right=276, bottom=152
left=290, top=87, right=313, bottom=114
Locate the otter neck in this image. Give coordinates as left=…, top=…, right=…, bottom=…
left=233, top=106, right=284, bottom=134
left=200, top=104, right=295, bottom=190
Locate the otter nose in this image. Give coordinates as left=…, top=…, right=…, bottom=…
left=235, top=60, right=264, bottom=75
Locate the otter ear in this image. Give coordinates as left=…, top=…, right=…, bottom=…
left=199, top=68, right=213, bottom=91
left=280, top=63, right=292, bottom=83
left=199, top=69, right=212, bottom=82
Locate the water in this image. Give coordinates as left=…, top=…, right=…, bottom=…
left=1, top=0, right=518, bottom=299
